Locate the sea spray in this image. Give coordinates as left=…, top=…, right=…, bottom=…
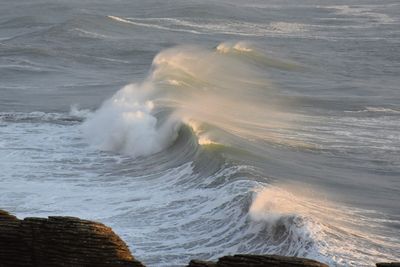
left=82, top=42, right=298, bottom=157
left=82, top=83, right=180, bottom=157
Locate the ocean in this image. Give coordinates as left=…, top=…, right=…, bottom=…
left=1, top=0, right=399, bottom=266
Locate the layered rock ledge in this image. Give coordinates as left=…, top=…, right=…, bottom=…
left=0, top=210, right=398, bottom=267
left=0, top=210, right=144, bottom=267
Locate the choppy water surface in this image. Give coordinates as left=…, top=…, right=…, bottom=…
left=1, top=1, right=399, bottom=266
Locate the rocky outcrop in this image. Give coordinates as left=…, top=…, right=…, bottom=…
left=0, top=210, right=144, bottom=267
left=1, top=209, right=398, bottom=267
left=187, top=254, right=329, bottom=267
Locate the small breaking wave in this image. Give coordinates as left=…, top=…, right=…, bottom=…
left=249, top=186, right=400, bottom=266
left=215, top=41, right=300, bottom=70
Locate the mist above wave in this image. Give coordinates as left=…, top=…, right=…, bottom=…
left=82, top=42, right=297, bottom=157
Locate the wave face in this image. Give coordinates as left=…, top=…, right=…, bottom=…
left=1, top=1, right=400, bottom=266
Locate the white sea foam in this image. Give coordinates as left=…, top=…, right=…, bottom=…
left=81, top=83, right=180, bottom=158
left=108, top=16, right=307, bottom=36
left=0, top=111, right=81, bottom=123
left=69, top=104, right=92, bottom=118
left=216, top=41, right=253, bottom=53
left=325, top=5, right=394, bottom=24
left=365, top=107, right=400, bottom=114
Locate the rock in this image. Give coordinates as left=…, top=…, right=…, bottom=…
left=188, top=259, right=218, bottom=267
left=0, top=210, right=145, bottom=267
left=187, top=254, right=329, bottom=267
left=376, top=263, right=400, bottom=267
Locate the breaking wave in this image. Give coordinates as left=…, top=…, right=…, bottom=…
left=82, top=42, right=299, bottom=158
